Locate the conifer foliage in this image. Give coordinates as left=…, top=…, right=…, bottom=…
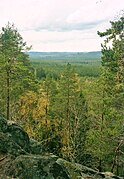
left=0, top=23, right=35, bottom=120
left=97, top=16, right=124, bottom=175
left=0, top=17, right=124, bottom=176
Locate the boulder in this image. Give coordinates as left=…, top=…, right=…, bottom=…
left=0, top=132, right=26, bottom=155
left=7, top=123, right=30, bottom=153
left=0, top=116, right=122, bottom=179
left=29, top=138, right=42, bottom=154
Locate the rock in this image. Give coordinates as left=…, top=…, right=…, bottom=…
left=29, top=138, right=42, bottom=154
left=6, top=154, right=61, bottom=179
left=7, top=123, right=30, bottom=153
left=0, top=154, right=13, bottom=179
left=0, top=116, right=122, bottom=179
left=0, top=132, right=26, bottom=155
left=4, top=156, right=122, bottom=179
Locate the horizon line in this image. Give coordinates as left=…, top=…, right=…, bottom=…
left=29, top=50, right=101, bottom=53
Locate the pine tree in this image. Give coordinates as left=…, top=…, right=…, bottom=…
left=97, top=16, right=124, bottom=174
left=0, top=23, right=35, bottom=120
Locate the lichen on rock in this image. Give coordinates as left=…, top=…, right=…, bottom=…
left=0, top=116, right=122, bottom=179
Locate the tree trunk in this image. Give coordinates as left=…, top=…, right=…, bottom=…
left=98, top=159, right=102, bottom=172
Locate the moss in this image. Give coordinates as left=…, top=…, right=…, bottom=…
left=0, top=132, right=26, bottom=156
left=56, top=159, right=82, bottom=178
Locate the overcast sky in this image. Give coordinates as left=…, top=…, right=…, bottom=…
left=0, top=0, right=123, bottom=52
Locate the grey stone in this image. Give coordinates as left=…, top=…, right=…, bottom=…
left=0, top=116, right=122, bottom=179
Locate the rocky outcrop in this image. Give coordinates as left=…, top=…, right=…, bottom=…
left=0, top=116, right=122, bottom=179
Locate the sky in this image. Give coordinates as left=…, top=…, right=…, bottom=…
left=0, top=0, right=124, bottom=52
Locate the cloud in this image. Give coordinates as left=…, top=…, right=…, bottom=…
left=34, top=20, right=105, bottom=32
left=0, top=0, right=123, bottom=51
left=21, top=28, right=102, bottom=51
left=1, top=0, right=123, bottom=32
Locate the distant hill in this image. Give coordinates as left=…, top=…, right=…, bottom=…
left=28, top=51, right=101, bottom=60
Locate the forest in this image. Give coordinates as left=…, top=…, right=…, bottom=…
left=0, top=17, right=124, bottom=176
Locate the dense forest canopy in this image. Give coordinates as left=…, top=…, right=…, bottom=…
left=0, top=17, right=124, bottom=176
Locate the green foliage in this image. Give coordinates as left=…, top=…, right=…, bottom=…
left=16, top=64, right=89, bottom=163
left=35, top=67, right=46, bottom=80
left=0, top=17, right=124, bottom=176
left=100, top=17, right=124, bottom=175
left=72, top=16, right=124, bottom=175
left=30, top=52, right=101, bottom=78
left=0, top=23, right=37, bottom=120
left=47, top=64, right=89, bottom=162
